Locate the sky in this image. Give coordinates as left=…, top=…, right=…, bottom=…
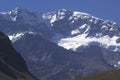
left=0, top=0, right=120, bottom=25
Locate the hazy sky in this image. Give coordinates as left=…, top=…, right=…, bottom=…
left=0, top=0, right=120, bottom=24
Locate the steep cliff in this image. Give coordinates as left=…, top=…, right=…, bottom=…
left=0, top=31, right=37, bottom=80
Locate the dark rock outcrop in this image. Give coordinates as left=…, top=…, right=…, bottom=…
left=0, top=31, right=37, bottom=80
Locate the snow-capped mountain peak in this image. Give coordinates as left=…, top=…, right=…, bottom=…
left=43, top=9, right=93, bottom=27
left=0, top=8, right=120, bottom=67
left=0, top=7, right=44, bottom=25
left=42, top=9, right=72, bottom=26
left=1, top=8, right=120, bottom=79
left=9, top=8, right=20, bottom=21
left=43, top=9, right=120, bottom=54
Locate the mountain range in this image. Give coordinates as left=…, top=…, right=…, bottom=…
left=0, top=8, right=120, bottom=80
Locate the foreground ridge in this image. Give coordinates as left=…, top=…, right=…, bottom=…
left=0, top=31, right=37, bottom=80
left=77, top=69, right=120, bottom=80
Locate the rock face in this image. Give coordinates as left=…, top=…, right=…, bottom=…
left=13, top=33, right=113, bottom=80
left=0, top=8, right=120, bottom=80
left=0, top=31, right=37, bottom=80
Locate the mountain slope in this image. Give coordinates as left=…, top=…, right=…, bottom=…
left=1, top=8, right=119, bottom=67
left=13, top=33, right=113, bottom=80
left=0, top=31, right=37, bottom=80
left=77, top=69, right=120, bottom=80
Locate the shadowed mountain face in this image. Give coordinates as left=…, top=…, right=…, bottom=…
left=13, top=33, right=113, bottom=80
left=0, top=32, right=37, bottom=80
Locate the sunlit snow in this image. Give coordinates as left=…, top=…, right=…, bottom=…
left=50, top=14, right=57, bottom=23
left=8, top=31, right=35, bottom=42
left=0, top=12, right=7, bottom=14
left=8, top=33, right=25, bottom=42
left=58, top=34, right=120, bottom=51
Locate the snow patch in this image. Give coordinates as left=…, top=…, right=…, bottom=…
left=58, top=34, right=88, bottom=50
left=73, top=11, right=89, bottom=16
left=10, top=16, right=17, bottom=21
left=71, top=29, right=80, bottom=35
left=79, top=24, right=88, bottom=29
left=8, top=31, right=36, bottom=42
left=0, top=12, right=7, bottom=14
left=58, top=34, right=120, bottom=51
left=118, top=61, right=120, bottom=65
left=58, top=10, right=66, bottom=19
left=8, top=32, right=25, bottom=42
left=50, top=14, right=57, bottom=23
